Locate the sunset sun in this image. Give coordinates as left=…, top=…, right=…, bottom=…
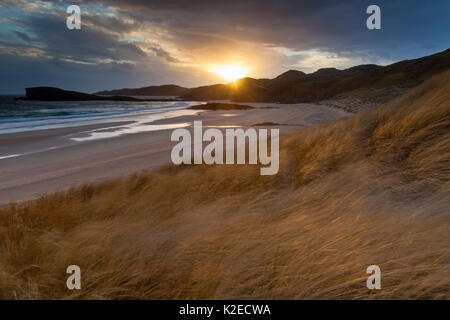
left=211, top=64, right=248, bottom=81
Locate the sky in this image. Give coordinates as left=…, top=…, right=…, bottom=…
left=0, top=0, right=449, bottom=93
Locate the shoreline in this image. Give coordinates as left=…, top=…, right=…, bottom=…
left=0, top=103, right=349, bottom=205
left=0, top=121, right=135, bottom=159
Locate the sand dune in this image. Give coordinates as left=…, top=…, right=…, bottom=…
left=0, top=71, right=448, bottom=299
left=0, top=103, right=347, bottom=205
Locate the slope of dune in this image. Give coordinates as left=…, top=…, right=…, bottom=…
left=0, top=71, right=449, bottom=299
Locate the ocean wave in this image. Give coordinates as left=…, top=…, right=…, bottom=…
left=0, top=100, right=201, bottom=134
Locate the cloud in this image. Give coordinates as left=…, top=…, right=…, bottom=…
left=84, top=0, right=449, bottom=54
left=22, top=11, right=147, bottom=63
left=145, top=45, right=182, bottom=63
left=0, top=0, right=449, bottom=93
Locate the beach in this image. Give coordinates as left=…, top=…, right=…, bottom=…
left=0, top=102, right=348, bottom=205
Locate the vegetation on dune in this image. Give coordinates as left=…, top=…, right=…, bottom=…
left=0, top=71, right=449, bottom=299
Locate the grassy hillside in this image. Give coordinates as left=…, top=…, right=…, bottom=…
left=0, top=71, right=449, bottom=299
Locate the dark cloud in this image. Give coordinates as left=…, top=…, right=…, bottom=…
left=22, top=10, right=147, bottom=63
left=82, top=12, right=137, bottom=35
left=13, top=30, right=33, bottom=43
left=146, top=45, right=181, bottom=63
left=85, top=0, right=450, bottom=55
left=0, top=0, right=449, bottom=93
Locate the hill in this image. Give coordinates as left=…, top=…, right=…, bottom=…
left=1, top=70, right=448, bottom=299
left=96, top=84, right=189, bottom=96
left=21, top=87, right=142, bottom=101
left=19, top=87, right=179, bottom=102
left=182, top=48, right=450, bottom=105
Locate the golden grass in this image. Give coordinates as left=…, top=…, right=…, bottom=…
left=0, top=71, right=449, bottom=299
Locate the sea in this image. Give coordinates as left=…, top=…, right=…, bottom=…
left=0, top=95, right=202, bottom=159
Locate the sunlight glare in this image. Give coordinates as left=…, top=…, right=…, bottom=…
left=211, top=64, right=248, bottom=81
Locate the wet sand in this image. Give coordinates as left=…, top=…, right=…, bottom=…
left=0, top=103, right=349, bottom=205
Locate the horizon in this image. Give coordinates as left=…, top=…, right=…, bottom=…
left=0, top=0, right=449, bottom=94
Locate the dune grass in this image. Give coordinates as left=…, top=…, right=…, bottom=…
left=0, top=71, right=449, bottom=299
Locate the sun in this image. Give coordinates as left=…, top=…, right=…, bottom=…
left=211, top=64, right=248, bottom=81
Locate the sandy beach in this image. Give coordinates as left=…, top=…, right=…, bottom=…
left=0, top=103, right=348, bottom=205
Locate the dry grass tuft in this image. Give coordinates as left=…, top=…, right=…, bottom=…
left=0, top=71, right=449, bottom=299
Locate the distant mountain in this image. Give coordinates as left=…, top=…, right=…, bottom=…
left=96, top=84, right=189, bottom=96
left=181, top=48, right=450, bottom=103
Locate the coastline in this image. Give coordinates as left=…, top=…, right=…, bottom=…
left=0, top=102, right=349, bottom=205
